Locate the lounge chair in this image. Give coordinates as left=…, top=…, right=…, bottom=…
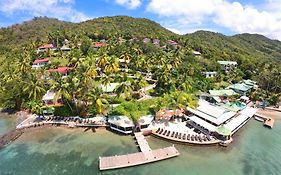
left=206, top=135, right=211, bottom=141
left=183, top=134, right=186, bottom=140
left=175, top=132, right=178, bottom=138
left=166, top=131, right=170, bottom=136
left=191, top=135, right=194, bottom=141
left=159, top=128, right=164, bottom=134
left=178, top=133, right=182, bottom=139
left=199, top=136, right=202, bottom=142
left=187, top=134, right=190, bottom=140
left=171, top=131, right=175, bottom=137
left=163, top=130, right=167, bottom=135
left=156, top=128, right=160, bottom=133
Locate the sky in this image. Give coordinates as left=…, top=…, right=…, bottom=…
left=0, top=0, right=281, bottom=40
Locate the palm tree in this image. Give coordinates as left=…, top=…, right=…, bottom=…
left=84, top=87, right=109, bottom=115
left=23, top=73, right=46, bottom=100
left=114, top=81, right=133, bottom=99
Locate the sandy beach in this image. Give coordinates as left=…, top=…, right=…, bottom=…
left=256, top=109, right=281, bottom=120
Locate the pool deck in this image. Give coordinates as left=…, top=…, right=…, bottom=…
left=99, top=132, right=179, bottom=170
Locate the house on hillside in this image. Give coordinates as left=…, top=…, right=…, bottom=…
left=48, top=67, right=74, bottom=77
left=152, top=39, right=160, bottom=46
left=60, top=45, right=71, bottom=52
left=203, top=71, right=217, bottom=78
left=32, top=58, right=50, bottom=68
left=42, top=91, right=63, bottom=106
left=143, top=38, right=151, bottom=43
left=217, top=61, right=237, bottom=72
left=36, top=44, right=56, bottom=53
left=193, top=51, right=201, bottom=56
left=167, top=40, right=178, bottom=46
left=93, top=42, right=107, bottom=49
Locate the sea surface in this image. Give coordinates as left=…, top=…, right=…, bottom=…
left=0, top=114, right=281, bottom=175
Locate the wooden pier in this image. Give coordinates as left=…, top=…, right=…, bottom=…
left=99, top=132, right=179, bottom=170
left=254, top=113, right=275, bottom=128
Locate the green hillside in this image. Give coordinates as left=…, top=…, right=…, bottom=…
left=0, top=16, right=280, bottom=113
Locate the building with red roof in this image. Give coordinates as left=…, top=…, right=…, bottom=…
left=48, top=67, right=74, bottom=77
left=94, top=42, right=107, bottom=48
left=32, top=58, right=50, bottom=68
left=37, top=44, right=57, bottom=53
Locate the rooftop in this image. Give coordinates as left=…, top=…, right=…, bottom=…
left=227, top=83, right=252, bottom=92
left=48, top=67, right=74, bottom=74
left=33, top=58, right=50, bottom=64
left=209, top=89, right=237, bottom=96
left=107, top=115, right=134, bottom=128
left=39, top=44, right=55, bottom=49
left=217, top=61, right=237, bottom=65
left=186, top=100, right=236, bottom=125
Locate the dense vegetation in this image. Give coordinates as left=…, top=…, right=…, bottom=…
left=0, top=16, right=280, bottom=120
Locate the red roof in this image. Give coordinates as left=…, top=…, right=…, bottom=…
left=33, top=58, right=50, bottom=64
left=94, top=43, right=107, bottom=48
left=39, top=44, right=55, bottom=49
left=48, top=67, right=74, bottom=74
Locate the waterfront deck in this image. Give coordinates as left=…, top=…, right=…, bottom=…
left=254, top=113, right=275, bottom=128
left=152, top=129, right=220, bottom=145
left=99, top=146, right=179, bottom=170
left=99, top=132, right=179, bottom=170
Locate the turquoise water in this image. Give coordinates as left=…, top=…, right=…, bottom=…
left=0, top=113, right=18, bottom=135
left=0, top=115, right=281, bottom=175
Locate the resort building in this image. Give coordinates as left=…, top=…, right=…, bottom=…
left=108, top=115, right=154, bottom=134
left=48, top=67, right=74, bottom=77
left=42, top=91, right=63, bottom=106
left=226, top=80, right=257, bottom=96
left=108, top=116, right=134, bottom=134
left=32, top=58, right=50, bottom=68
left=203, top=71, right=217, bottom=78
left=36, top=44, right=56, bottom=53
left=217, top=61, right=237, bottom=72
left=186, top=100, right=257, bottom=141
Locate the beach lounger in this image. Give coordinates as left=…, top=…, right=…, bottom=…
left=191, top=135, right=194, bottom=141
left=171, top=131, right=175, bottom=137
left=166, top=131, right=170, bottom=136
left=163, top=130, right=167, bottom=135
left=187, top=134, right=190, bottom=140
left=207, top=135, right=211, bottom=141
left=159, top=129, right=164, bottom=134
left=183, top=134, right=186, bottom=140
left=178, top=133, right=182, bottom=139
left=156, top=128, right=160, bottom=133
left=175, top=132, right=178, bottom=138
left=199, top=136, right=202, bottom=142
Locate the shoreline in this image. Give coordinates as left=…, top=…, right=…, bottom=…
left=256, top=109, right=281, bottom=120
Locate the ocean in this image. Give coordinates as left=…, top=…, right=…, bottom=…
left=0, top=114, right=280, bottom=175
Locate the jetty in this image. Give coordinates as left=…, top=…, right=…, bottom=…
left=254, top=113, right=275, bottom=128
left=99, top=132, right=179, bottom=170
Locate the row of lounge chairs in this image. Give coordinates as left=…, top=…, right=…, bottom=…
left=45, top=116, right=99, bottom=124
left=155, top=128, right=212, bottom=142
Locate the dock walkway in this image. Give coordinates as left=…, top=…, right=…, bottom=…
left=99, top=132, right=179, bottom=170
left=255, top=113, right=275, bottom=128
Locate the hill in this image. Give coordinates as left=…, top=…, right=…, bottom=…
left=184, top=31, right=281, bottom=62
left=0, top=16, right=176, bottom=52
